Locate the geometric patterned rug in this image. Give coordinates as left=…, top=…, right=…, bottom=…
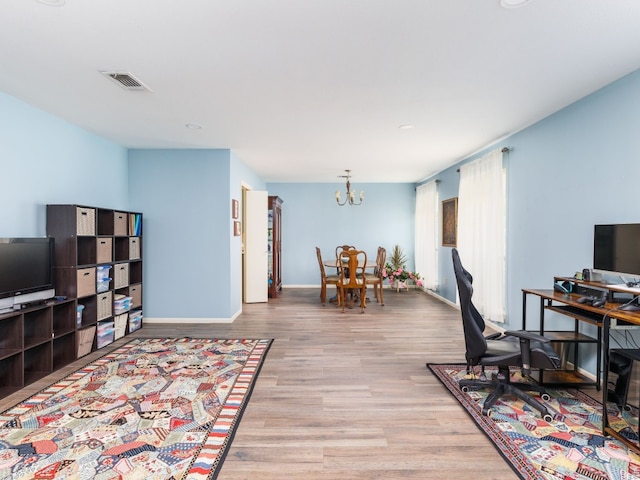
left=428, top=363, right=640, bottom=480
left=0, top=337, right=272, bottom=480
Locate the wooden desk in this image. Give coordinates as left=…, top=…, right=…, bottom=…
left=523, top=279, right=640, bottom=452
left=522, top=288, right=603, bottom=389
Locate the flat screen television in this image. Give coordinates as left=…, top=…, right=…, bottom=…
left=593, top=224, right=640, bottom=278
left=0, top=237, right=55, bottom=312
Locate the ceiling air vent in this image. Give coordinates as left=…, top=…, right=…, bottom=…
left=100, top=71, right=151, bottom=91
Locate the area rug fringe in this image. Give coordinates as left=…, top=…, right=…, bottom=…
left=428, top=363, right=640, bottom=480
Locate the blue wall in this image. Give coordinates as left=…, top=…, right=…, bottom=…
left=4, top=65, right=640, bottom=331
left=0, top=91, right=128, bottom=237
left=127, top=149, right=266, bottom=320
left=424, top=67, right=640, bottom=374
left=128, top=149, right=242, bottom=320
left=266, top=182, right=416, bottom=286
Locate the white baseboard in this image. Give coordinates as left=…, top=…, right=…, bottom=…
left=425, top=289, right=459, bottom=309
left=144, top=317, right=235, bottom=324
left=144, top=308, right=242, bottom=324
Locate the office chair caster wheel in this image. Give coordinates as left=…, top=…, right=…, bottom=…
left=482, top=407, right=493, bottom=417
left=461, top=386, right=469, bottom=393
left=543, top=413, right=553, bottom=423
left=541, top=393, right=551, bottom=402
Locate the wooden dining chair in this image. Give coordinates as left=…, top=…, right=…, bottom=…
left=337, top=249, right=367, bottom=313
left=368, top=246, right=386, bottom=306
left=334, top=244, right=357, bottom=277
left=335, top=244, right=356, bottom=259
left=316, top=247, right=340, bottom=306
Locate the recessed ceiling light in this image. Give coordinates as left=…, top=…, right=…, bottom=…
left=36, top=0, right=66, bottom=6
left=185, top=123, right=202, bottom=130
left=500, top=0, right=530, bottom=8
left=399, top=124, right=415, bottom=130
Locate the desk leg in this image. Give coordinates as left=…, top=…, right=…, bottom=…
left=539, top=297, right=547, bottom=335
left=522, top=291, right=528, bottom=330
left=596, top=323, right=602, bottom=391
left=602, top=316, right=610, bottom=434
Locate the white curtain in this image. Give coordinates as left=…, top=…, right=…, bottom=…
left=457, top=148, right=506, bottom=322
left=415, top=181, right=439, bottom=291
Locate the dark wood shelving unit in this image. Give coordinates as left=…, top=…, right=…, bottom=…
left=0, top=204, right=146, bottom=401
left=47, top=204, right=144, bottom=361
left=268, top=196, right=283, bottom=298
left=0, top=298, right=76, bottom=398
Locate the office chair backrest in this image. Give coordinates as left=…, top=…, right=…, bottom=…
left=452, top=248, right=487, bottom=364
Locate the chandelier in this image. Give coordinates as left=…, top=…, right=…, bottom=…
left=335, top=169, right=364, bottom=206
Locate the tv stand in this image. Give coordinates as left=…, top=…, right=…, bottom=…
left=0, top=298, right=77, bottom=398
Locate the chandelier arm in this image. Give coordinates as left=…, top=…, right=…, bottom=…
left=335, top=170, right=363, bottom=206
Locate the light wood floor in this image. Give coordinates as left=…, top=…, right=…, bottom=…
left=0, top=288, right=517, bottom=479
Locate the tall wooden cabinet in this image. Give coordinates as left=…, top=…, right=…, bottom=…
left=268, top=196, right=283, bottom=298
left=47, top=205, right=143, bottom=358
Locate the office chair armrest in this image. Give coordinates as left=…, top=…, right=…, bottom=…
left=484, top=332, right=502, bottom=340
left=503, top=330, right=550, bottom=375
left=503, top=330, right=550, bottom=344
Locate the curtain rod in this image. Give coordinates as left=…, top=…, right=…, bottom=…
left=456, top=147, right=510, bottom=172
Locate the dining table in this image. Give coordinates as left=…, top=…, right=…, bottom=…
left=323, top=256, right=377, bottom=306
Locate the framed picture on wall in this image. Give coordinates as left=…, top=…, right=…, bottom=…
left=442, top=197, right=458, bottom=247
left=232, top=199, right=239, bottom=219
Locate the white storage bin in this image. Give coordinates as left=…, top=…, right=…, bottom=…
left=76, top=304, right=85, bottom=327
left=96, top=265, right=112, bottom=281
left=97, top=321, right=115, bottom=349
left=129, top=310, right=142, bottom=332
left=97, top=278, right=111, bottom=293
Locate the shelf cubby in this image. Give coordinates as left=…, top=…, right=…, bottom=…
left=23, top=342, right=52, bottom=385
left=0, top=354, right=23, bottom=397
left=23, top=308, right=52, bottom=349
left=53, top=333, right=76, bottom=370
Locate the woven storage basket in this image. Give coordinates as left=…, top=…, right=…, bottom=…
left=113, top=263, right=129, bottom=289
left=97, top=291, right=113, bottom=321
left=129, top=237, right=141, bottom=260
left=77, top=326, right=96, bottom=357
left=114, top=212, right=128, bottom=236
left=114, top=313, right=128, bottom=340
left=76, top=207, right=96, bottom=236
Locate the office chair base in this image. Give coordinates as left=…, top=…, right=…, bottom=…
left=459, top=368, right=554, bottom=422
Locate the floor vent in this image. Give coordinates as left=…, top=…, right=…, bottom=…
left=101, top=71, right=151, bottom=91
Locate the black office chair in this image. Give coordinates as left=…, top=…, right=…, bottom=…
left=452, top=248, right=560, bottom=421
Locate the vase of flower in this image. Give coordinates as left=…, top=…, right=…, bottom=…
left=383, top=245, right=422, bottom=292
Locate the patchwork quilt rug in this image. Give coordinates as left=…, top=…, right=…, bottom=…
left=0, top=337, right=272, bottom=480
left=428, top=363, right=640, bottom=480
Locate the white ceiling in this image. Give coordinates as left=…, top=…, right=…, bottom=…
left=2, top=1, right=640, bottom=183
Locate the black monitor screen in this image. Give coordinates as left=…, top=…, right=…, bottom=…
left=0, top=238, right=54, bottom=298
left=594, top=224, right=640, bottom=277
